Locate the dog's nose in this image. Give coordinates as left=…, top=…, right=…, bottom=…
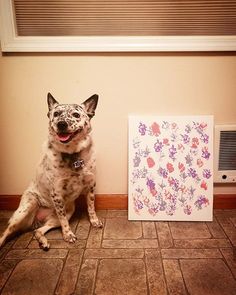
left=57, top=121, right=68, bottom=132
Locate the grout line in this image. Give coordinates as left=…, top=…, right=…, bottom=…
left=205, top=221, right=214, bottom=239
left=100, top=217, right=105, bottom=248
left=219, top=248, right=236, bottom=280
left=85, top=219, right=93, bottom=249
left=143, top=250, right=150, bottom=295
left=214, top=215, right=235, bottom=248
left=155, top=223, right=170, bottom=295
left=92, top=259, right=100, bottom=295
left=72, top=249, right=86, bottom=294
left=100, top=217, right=106, bottom=248
left=167, top=222, right=174, bottom=247
left=158, top=254, right=170, bottom=295
left=0, top=259, right=19, bottom=292
left=141, top=221, right=144, bottom=239
left=53, top=249, right=70, bottom=294
left=177, top=259, right=191, bottom=295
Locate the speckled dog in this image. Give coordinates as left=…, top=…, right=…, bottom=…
left=0, top=93, right=102, bottom=250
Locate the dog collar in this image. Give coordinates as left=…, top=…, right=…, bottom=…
left=61, top=152, right=85, bottom=170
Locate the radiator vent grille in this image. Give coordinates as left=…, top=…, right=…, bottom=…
left=219, top=130, right=236, bottom=171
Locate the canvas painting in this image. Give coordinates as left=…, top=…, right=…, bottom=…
left=128, top=115, right=213, bottom=221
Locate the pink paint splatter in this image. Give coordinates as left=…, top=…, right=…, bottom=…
left=147, top=157, right=155, bottom=168
left=151, top=122, right=161, bottom=136
left=167, top=162, right=174, bottom=173
left=178, top=162, right=185, bottom=172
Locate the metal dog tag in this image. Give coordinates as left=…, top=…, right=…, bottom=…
left=73, top=159, right=85, bottom=169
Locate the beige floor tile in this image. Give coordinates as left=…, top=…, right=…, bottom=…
left=221, top=248, right=236, bottom=279
left=180, top=259, right=236, bottom=295
left=145, top=249, right=167, bottom=295
left=1, top=259, right=63, bottom=295
left=5, top=249, right=68, bottom=259
left=95, top=259, right=147, bottom=295
left=84, top=248, right=144, bottom=259
left=161, top=248, right=222, bottom=259
left=12, top=232, right=33, bottom=249
left=75, top=259, right=98, bottom=295
left=0, top=260, right=18, bottom=290
left=86, top=222, right=104, bottom=248
left=206, top=217, right=227, bottom=238
left=163, top=260, right=187, bottom=295
left=169, top=221, right=211, bottom=239
left=104, top=217, right=142, bottom=239
left=142, top=221, right=157, bottom=238
left=102, top=239, right=158, bottom=248
left=56, top=249, right=84, bottom=295
left=216, top=216, right=236, bottom=246
left=156, top=222, right=173, bottom=248
left=174, top=238, right=231, bottom=248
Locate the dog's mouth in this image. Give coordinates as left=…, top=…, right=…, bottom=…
left=57, top=128, right=82, bottom=143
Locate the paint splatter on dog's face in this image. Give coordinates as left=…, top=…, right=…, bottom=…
left=47, top=93, right=98, bottom=144
left=49, top=104, right=89, bottom=143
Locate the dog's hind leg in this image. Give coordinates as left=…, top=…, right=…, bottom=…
left=34, top=202, right=76, bottom=250
left=0, top=191, right=39, bottom=247
left=34, top=216, right=60, bottom=250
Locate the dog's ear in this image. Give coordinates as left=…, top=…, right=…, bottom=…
left=81, top=94, right=99, bottom=119
left=47, top=93, right=59, bottom=112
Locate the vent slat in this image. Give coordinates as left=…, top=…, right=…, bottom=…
left=218, top=130, right=236, bottom=171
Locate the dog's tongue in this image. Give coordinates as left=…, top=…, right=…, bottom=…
left=57, top=133, right=71, bottom=142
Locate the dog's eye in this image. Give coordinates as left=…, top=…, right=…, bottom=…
left=73, top=113, right=80, bottom=118
left=54, top=112, right=59, bottom=117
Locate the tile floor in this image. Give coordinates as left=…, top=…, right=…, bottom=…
left=0, top=209, right=236, bottom=295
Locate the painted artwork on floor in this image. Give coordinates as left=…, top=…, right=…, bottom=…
left=128, top=115, right=213, bottom=221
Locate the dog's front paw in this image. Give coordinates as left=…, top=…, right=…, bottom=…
left=63, top=230, right=77, bottom=243
left=91, top=219, right=103, bottom=228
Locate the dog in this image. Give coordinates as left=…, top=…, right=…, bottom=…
left=0, top=93, right=102, bottom=250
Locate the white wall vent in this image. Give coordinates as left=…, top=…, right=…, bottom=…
left=214, top=125, right=236, bottom=183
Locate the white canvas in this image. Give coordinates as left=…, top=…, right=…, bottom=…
left=128, top=116, right=213, bottom=221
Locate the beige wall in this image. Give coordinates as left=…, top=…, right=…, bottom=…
left=0, top=52, right=236, bottom=195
